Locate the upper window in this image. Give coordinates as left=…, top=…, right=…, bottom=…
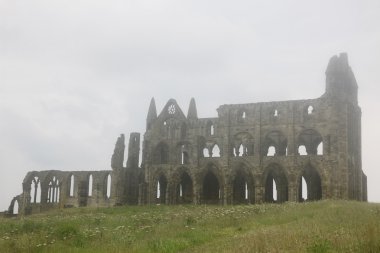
left=206, top=121, right=215, bottom=136
left=237, top=110, right=248, bottom=122
left=307, top=105, right=314, bottom=115
left=168, top=104, right=176, bottom=114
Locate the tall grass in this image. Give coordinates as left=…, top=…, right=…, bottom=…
left=0, top=201, right=379, bottom=252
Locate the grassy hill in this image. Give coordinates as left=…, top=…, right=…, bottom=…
left=1, top=201, right=379, bottom=253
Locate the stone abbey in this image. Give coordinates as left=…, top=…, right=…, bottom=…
left=8, top=53, right=367, bottom=215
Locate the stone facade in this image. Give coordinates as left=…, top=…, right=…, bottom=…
left=7, top=53, right=367, bottom=215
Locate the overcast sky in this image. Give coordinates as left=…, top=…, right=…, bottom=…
left=1, top=0, right=379, bottom=210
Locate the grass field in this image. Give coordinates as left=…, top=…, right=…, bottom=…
left=1, top=200, right=380, bottom=252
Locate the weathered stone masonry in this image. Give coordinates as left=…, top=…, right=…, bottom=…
left=7, top=53, right=367, bottom=215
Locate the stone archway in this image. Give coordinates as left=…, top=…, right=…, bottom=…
left=232, top=169, right=254, bottom=204
left=264, top=164, right=288, bottom=203
left=176, top=172, right=193, bottom=204
left=298, top=165, right=322, bottom=201
left=262, top=131, right=288, bottom=156
left=297, top=129, right=323, bottom=155
left=202, top=171, right=220, bottom=204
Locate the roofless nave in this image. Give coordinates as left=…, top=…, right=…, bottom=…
left=8, top=53, right=367, bottom=215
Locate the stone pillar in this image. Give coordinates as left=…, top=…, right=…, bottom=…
left=288, top=182, right=297, bottom=202
left=255, top=185, right=265, bottom=204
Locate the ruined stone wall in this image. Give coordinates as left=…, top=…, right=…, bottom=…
left=7, top=53, right=367, bottom=216
left=142, top=97, right=334, bottom=205
left=9, top=170, right=116, bottom=215
left=141, top=53, right=366, bottom=206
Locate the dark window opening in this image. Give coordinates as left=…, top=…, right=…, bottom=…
left=202, top=171, right=220, bottom=204
left=180, top=123, right=187, bottom=139
left=155, top=143, right=169, bottom=164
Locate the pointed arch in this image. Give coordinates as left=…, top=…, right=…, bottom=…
left=232, top=169, right=254, bottom=204
left=211, top=144, right=221, bottom=157
left=298, top=165, right=322, bottom=201
left=47, top=176, right=60, bottom=203
left=233, top=132, right=254, bottom=156
left=297, top=129, right=323, bottom=155
left=262, top=131, right=287, bottom=156
left=263, top=164, right=288, bottom=203
left=200, top=163, right=224, bottom=204
left=175, top=171, right=193, bottom=204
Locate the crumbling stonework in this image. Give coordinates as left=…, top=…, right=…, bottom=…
left=7, top=53, right=367, bottom=215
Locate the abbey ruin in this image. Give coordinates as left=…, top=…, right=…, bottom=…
left=7, top=53, right=367, bottom=215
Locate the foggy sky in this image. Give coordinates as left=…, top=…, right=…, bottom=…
left=1, top=0, right=380, bottom=210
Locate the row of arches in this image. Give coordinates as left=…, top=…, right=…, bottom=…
left=153, top=163, right=322, bottom=205
left=153, top=129, right=324, bottom=165
left=27, top=173, right=112, bottom=205
left=263, top=130, right=324, bottom=156
left=162, top=104, right=319, bottom=140
left=236, top=105, right=317, bottom=121
left=153, top=141, right=222, bottom=164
